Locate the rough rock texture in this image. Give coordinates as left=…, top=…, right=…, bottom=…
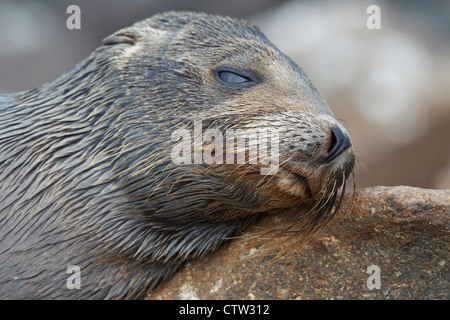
left=147, top=186, right=449, bottom=300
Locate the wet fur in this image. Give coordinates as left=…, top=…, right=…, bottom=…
left=0, top=12, right=354, bottom=299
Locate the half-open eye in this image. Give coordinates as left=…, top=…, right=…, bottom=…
left=217, top=71, right=251, bottom=84
left=215, top=67, right=257, bottom=88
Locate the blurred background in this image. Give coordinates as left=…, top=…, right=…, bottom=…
left=0, top=0, right=449, bottom=190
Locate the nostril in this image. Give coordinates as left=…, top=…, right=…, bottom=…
left=323, top=126, right=351, bottom=163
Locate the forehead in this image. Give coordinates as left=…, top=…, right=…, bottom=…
left=138, top=13, right=306, bottom=85
left=165, top=16, right=292, bottom=67
left=167, top=14, right=266, bottom=42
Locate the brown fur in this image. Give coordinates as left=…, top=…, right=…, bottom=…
left=0, top=11, right=354, bottom=299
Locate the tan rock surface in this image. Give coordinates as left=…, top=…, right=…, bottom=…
left=148, top=186, right=449, bottom=300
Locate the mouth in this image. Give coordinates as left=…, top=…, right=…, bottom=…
left=276, top=163, right=314, bottom=200
left=278, top=155, right=354, bottom=201
left=269, top=160, right=353, bottom=236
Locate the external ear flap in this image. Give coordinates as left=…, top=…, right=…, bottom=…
left=102, top=30, right=137, bottom=46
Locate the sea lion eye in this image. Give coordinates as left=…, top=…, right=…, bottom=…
left=218, top=71, right=250, bottom=84
left=215, top=67, right=256, bottom=86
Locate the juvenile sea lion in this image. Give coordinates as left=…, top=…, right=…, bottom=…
left=0, top=11, right=354, bottom=299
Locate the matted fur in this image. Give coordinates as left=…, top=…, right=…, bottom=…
left=0, top=12, right=354, bottom=299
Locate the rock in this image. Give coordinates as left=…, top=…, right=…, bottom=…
left=147, top=186, right=449, bottom=300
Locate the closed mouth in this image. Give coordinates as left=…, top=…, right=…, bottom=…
left=279, top=163, right=313, bottom=198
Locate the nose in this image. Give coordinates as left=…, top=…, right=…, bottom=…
left=323, top=126, right=351, bottom=163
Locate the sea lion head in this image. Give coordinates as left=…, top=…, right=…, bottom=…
left=0, top=11, right=355, bottom=299
left=99, top=11, right=354, bottom=237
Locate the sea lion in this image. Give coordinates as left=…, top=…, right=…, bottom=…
left=0, top=11, right=354, bottom=299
